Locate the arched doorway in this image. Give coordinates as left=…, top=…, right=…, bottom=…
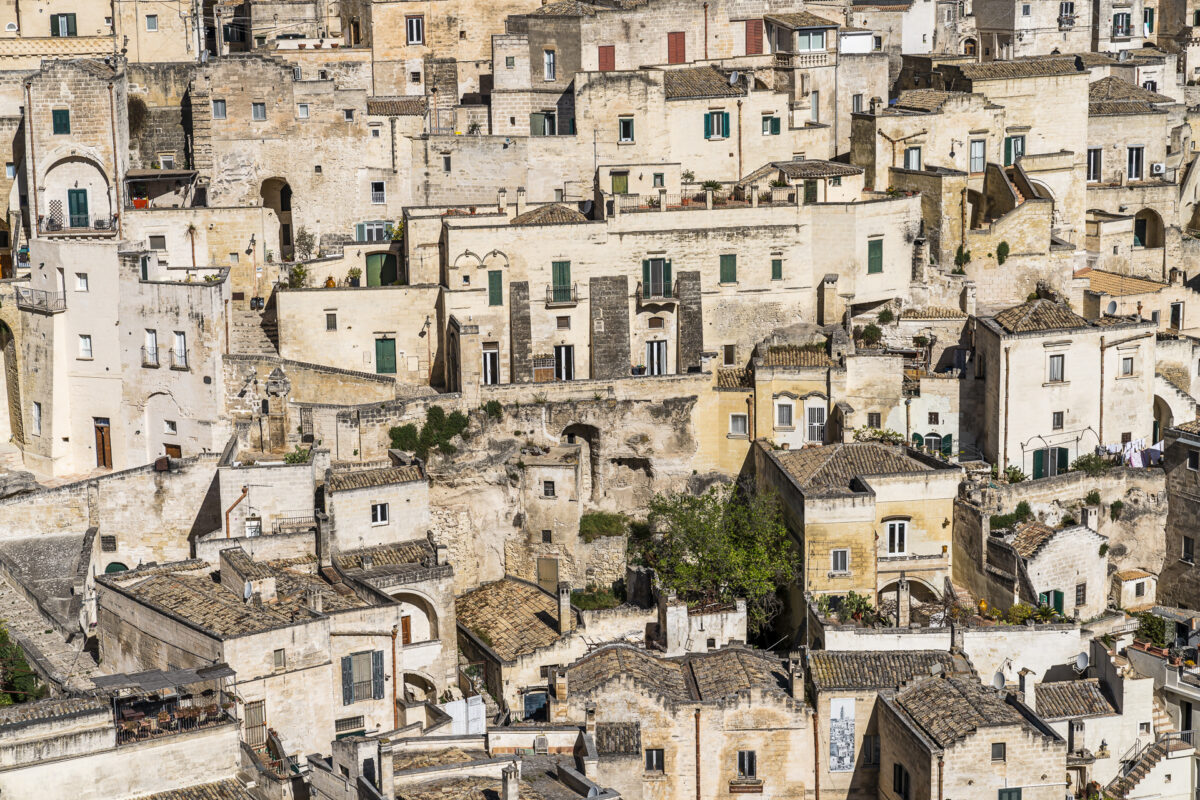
left=962, top=38, right=978, bottom=56
left=0, top=322, right=20, bottom=445
left=389, top=591, right=440, bottom=642
left=400, top=672, right=437, bottom=703
left=562, top=423, right=601, bottom=502
left=42, top=156, right=112, bottom=231
left=261, top=178, right=294, bottom=259
left=445, top=328, right=460, bottom=393
left=1154, top=396, right=1173, bottom=442
left=1134, top=208, right=1164, bottom=248
left=878, top=577, right=941, bottom=605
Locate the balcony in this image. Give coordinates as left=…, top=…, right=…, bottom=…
left=169, top=348, right=189, bottom=370
left=774, top=50, right=831, bottom=68
left=1058, top=13, right=1076, bottom=28
left=546, top=283, right=578, bottom=307
left=15, top=286, right=66, bottom=313
left=141, top=346, right=160, bottom=367
left=272, top=514, right=317, bottom=534
left=638, top=280, right=678, bottom=304
left=37, top=215, right=117, bottom=237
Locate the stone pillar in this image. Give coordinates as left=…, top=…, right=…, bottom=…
left=588, top=275, right=631, bottom=380
left=819, top=274, right=844, bottom=326
left=557, top=581, right=573, bottom=634
left=750, top=184, right=759, bottom=208
left=658, top=187, right=667, bottom=212
left=787, top=650, right=804, bottom=698
left=705, top=189, right=713, bottom=210
left=676, top=271, right=704, bottom=373
left=658, top=590, right=689, bottom=656
left=498, top=188, right=508, bottom=215
left=509, top=282, right=532, bottom=383
left=515, top=187, right=527, bottom=217
left=896, top=574, right=911, bottom=627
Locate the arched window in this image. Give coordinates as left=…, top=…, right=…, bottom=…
left=105, top=562, right=129, bottom=574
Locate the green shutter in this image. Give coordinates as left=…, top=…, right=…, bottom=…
left=719, top=254, right=736, bottom=283
left=552, top=260, right=571, bottom=287
left=1032, top=449, right=1045, bottom=479
left=1004, top=136, right=1013, bottom=166
left=355, top=223, right=365, bottom=242
left=771, top=258, right=782, bottom=280
left=1052, top=590, right=1064, bottom=614
left=642, top=259, right=650, bottom=288
left=704, top=112, right=712, bottom=140
left=50, top=15, right=59, bottom=36
left=771, top=116, right=781, bottom=135
left=67, top=14, right=77, bottom=36
left=1057, top=447, right=1069, bottom=474
left=530, top=113, right=544, bottom=135
left=663, top=259, right=672, bottom=295
left=1038, top=591, right=1049, bottom=607
left=722, top=112, right=730, bottom=138
left=488, top=270, right=503, bottom=306
left=941, top=433, right=953, bottom=456
left=52, top=109, right=70, bottom=135
left=341, top=656, right=353, bottom=705
left=912, top=433, right=924, bottom=447
left=867, top=239, right=883, bottom=274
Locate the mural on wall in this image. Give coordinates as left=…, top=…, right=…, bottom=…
left=830, top=697, right=855, bottom=772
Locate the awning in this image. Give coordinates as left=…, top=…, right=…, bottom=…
left=124, top=169, right=198, bottom=181
left=92, top=663, right=235, bottom=693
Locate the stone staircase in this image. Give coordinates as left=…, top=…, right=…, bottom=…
left=0, top=572, right=96, bottom=692
left=229, top=307, right=278, bottom=356
left=1004, top=167, right=1026, bottom=205
left=1153, top=694, right=1176, bottom=735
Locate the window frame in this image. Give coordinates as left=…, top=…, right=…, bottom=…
left=1087, top=147, right=1102, bottom=182
left=212, top=99, right=227, bottom=120
left=75, top=272, right=89, bottom=292
left=645, top=748, right=664, bottom=773
left=1052, top=411, right=1064, bottom=430
left=969, top=139, right=986, bottom=173
left=406, top=15, right=425, bottom=45
left=991, top=742, right=1006, bottom=762
left=736, top=750, right=757, bottom=780
left=729, top=413, right=748, bottom=437
left=543, top=49, right=556, bottom=81
left=618, top=116, right=635, bottom=143
left=830, top=548, right=849, bottom=574
left=1188, top=450, right=1200, bottom=471
left=543, top=480, right=556, bottom=498
left=886, top=519, right=908, bottom=556
left=145, top=14, right=158, bottom=31
left=251, top=102, right=267, bottom=121
left=326, top=312, right=337, bottom=331
left=78, top=334, right=93, bottom=360
left=719, top=253, right=737, bottom=284
left=1048, top=353, right=1065, bottom=383
left=52, top=109, right=70, bottom=135
left=867, top=237, right=883, bottom=274
left=775, top=401, right=794, bottom=429
left=1183, top=535, right=1195, bottom=563
left=1127, top=145, right=1145, bottom=180
left=31, top=401, right=41, bottom=436
left=1075, top=581, right=1086, bottom=607
left=370, top=502, right=389, bottom=525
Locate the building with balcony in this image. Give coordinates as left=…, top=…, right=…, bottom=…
left=972, top=0, right=1094, bottom=59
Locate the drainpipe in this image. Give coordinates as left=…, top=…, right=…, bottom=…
left=392, top=625, right=400, bottom=730
left=1099, top=335, right=1105, bottom=443
left=224, top=485, right=248, bottom=538
left=812, top=719, right=821, bottom=800
left=694, top=708, right=701, bottom=800
left=1003, top=347, right=1011, bottom=469
left=703, top=4, right=709, bottom=59
left=737, top=100, right=743, bottom=180
left=937, top=756, right=944, bottom=800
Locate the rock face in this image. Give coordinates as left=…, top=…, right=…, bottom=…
left=0, top=470, right=40, bottom=499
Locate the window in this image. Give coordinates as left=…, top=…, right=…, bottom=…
left=810, top=90, right=820, bottom=123
left=831, top=549, right=849, bottom=573
left=598, top=44, right=616, bottom=71
left=873, top=35, right=882, bottom=50
left=867, top=238, right=883, bottom=274
left=863, top=735, right=880, bottom=766
left=991, top=742, right=1006, bottom=762
left=928, top=412, right=939, bottom=425
left=1189, top=450, right=1200, bottom=471
left=52, top=109, right=70, bottom=135
left=771, top=258, right=783, bottom=280
left=887, top=520, right=907, bottom=555
left=1048, top=354, right=1065, bottom=383
left=146, top=14, right=158, bottom=31
left=544, top=50, right=556, bottom=81
left=50, top=13, right=76, bottom=37
left=730, top=414, right=748, bottom=436
left=488, top=271, right=502, bottom=306
left=540, top=529, right=553, bottom=544
left=442, top=155, right=452, bottom=172
left=372, top=128, right=381, bottom=138
left=653, top=172, right=664, bottom=187
left=297, top=103, right=309, bottom=119
left=325, top=312, right=337, bottom=331
left=1022, top=3, right=1031, bottom=14
left=78, top=334, right=92, bottom=359
left=554, top=345, right=575, bottom=381
left=1113, top=11, right=1131, bottom=36
left=852, top=93, right=863, bottom=113
left=648, top=317, right=665, bottom=330
left=159, top=154, right=175, bottom=169
left=970, top=139, right=985, bottom=173
left=645, top=748, right=664, bottom=772
left=368, top=181, right=386, bottom=204
left=1143, top=79, right=1158, bottom=93
left=719, top=254, right=737, bottom=283
left=705, top=111, right=730, bottom=140
left=208, top=99, right=227, bottom=123
left=273, top=648, right=286, bottom=670
left=164, top=419, right=177, bottom=435
left=482, top=345, right=499, bottom=385
left=893, top=763, right=911, bottom=800
left=736, top=751, right=756, bottom=780
left=667, top=31, right=686, bottom=63
left=341, top=651, right=383, bottom=704
left=1172, top=302, right=1184, bottom=329
left=343, top=108, right=354, bottom=121
left=101, top=535, right=117, bottom=553
left=505, top=56, right=515, bottom=69
left=867, top=412, right=881, bottom=428
left=4, top=162, right=13, bottom=180
left=31, top=402, right=41, bottom=436
left=1052, top=411, right=1064, bottom=430
left=723, top=345, right=736, bottom=366
left=776, top=402, right=793, bottom=428
left=75, top=273, right=88, bottom=292
left=1121, top=356, right=1134, bottom=376
left=618, top=117, right=634, bottom=142
left=149, top=234, right=167, bottom=251
left=1184, top=535, right=1195, bottom=563
left=406, top=15, right=424, bottom=44
left=1135, top=581, right=1146, bottom=597
left=1060, top=1, right=1074, bottom=15
left=1087, top=148, right=1102, bottom=182
left=762, top=115, right=781, bottom=136
left=252, top=102, right=266, bottom=121
left=998, top=790, right=1022, bottom=800
left=796, top=30, right=825, bottom=51
left=1004, top=135, right=1025, bottom=166
left=1127, top=146, right=1144, bottom=180
left=557, top=316, right=570, bottom=330
left=807, top=406, right=826, bottom=442
left=1075, top=582, right=1087, bottom=606
left=544, top=480, right=556, bottom=498
left=371, top=502, right=389, bottom=525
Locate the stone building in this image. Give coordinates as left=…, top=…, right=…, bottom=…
left=971, top=0, right=1094, bottom=60
left=1003, top=520, right=1110, bottom=619
left=1158, top=419, right=1200, bottom=606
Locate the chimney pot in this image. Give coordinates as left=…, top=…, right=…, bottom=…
left=502, top=763, right=519, bottom=800
left=557, top=582, right=573, bottom=634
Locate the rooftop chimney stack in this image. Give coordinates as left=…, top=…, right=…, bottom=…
left=897, top=574, right=911, bottom=627
left=557, top=582, right=573, bottom=634
left=498, top=188, right=508, bottom=215
left=502, top=763, right=520, bottom=800
left=516, top=186, right=527, bottom=217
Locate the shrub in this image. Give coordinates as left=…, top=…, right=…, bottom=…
left=1110, top=500, right=1124, bottom=521
left=990, top=501, right=1032, bottom=530
left=1136, top=612, right=1166, bottom=647
left=860, top=324, right=883, bottom=346
left=294, top=226, right=316, bottom=260
left=283, top=446, right=310, bottom=464
left=681, top=169, right=695, bottom=183
left=388, top=405, right=470, bottom=460
left=579, top=511, right=627, bottom=543
left=913, top=335, right=930, bottom=349
left=1085, top=490, right=1101, bottom=506
left=955, top=245, right=972, bottom=267
left=571, top=587, right=622, bottom=610
left=287, top=263, right=309, bottom=288
left=996, top=241, right=1010, bottom=265
left=701, top=179, right=723, bottom=191
left=877, top=308, right=895, bottom=325
left=483, top=400, right=502, bottom=420
left=1061, top=515, right=1076, bottom=527
left=1071, top=454, right=1112, bottom=477
left=853, top=427, right=904, bottom=445
left=1006, top=603, right=1035, bottom=624
left=1099, top=543, right=1109, bottom=557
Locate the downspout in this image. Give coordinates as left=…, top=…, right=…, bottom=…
left=937, top=756, right=944, bottom=800
left=812, top=719, right=821, bottom=799
left=703, top=4, right=709, bottom=60
left=694, top=708, right=701, bottom=800
left=391, top=625, right=400, bottom=729
left=737, top=100, right=743, bottom=179
left=109, top=83, right=123, bottom=235
left=1003, top=346, right=1011, bottom=469
left=961, top=187, right=968, bottom=251
left=224, top=485, right=248, bottom=538
left=26, top=82, right=38, bottom=234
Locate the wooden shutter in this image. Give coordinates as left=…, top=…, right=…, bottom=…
left=867, top=239, right=883, bottom=273
left=720, top=254, right=736, bottom=283
left=371, top=650, right=385, bottom=700
left=663, top=259, right=672, bottom=295
left=1032, top=449, right=1045, bottom=479
left=530, top=112, right=544, bottom=135
left=341, top=656, right=354, bottom=705
left=50, top=15, right=59, bottom=36
left=771, top=258, right=782, bottom=280
left=704, top=112, right=712, bottom=140
left=722, top=112, right=730, bottom=137
left=771, top=116, right=781, bottom=135
left=355, top=223, right=365, bottom=242
left=1056, top=447, right=1069, bottom=473
left=67, top=14, right=76, bottom=36
left=746, top=19, right=763, bottom=54
left=912, top=433, right=923, bottom=447
left=642, top=259, right=650, bottom=289
left=668, top=32, right=686, bottom=64
left=941, top=434, right=953, bottom=456
left=1004, top=137, right=1013, bottom=166
left=488, top=270, right=502, bottom=306
left=598, top=45, right=615, bottom=71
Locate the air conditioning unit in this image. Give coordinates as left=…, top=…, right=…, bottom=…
left=1151, top=162, right=1166, bottom=175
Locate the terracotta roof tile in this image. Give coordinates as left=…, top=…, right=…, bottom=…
left=760, top=344, right=836, bottom=367
left=687, top=647, right=786, bottom=700
left=775, top=443, right=933, bottom=494
left=958, top=58, right=1082, bottom=80
left=1009, top=521, right=1057, bottom=557
left=1114, top=568, right=1154, bottom=580
left=1090, top=100, right=1166, bottom=116
left=527, top=0, right=598, bottom=16
left=327, top=465, right=424, bottom=493
left=566, top=644, right=786, bottom=704
left=367, top=97, right=426, bottom=116
left=894, top=89, right=966, bottom=112
left=1086, top=269, right=1166, bottom=297
left=764, top=11, right=839, bottom=27
left=456, top=578, right=570, bottom=660
left=809, top=651, right=966, bottom=690
left=334, top=539, right=434, bottom=571
left=716, top=367, right=753, bottom=389
left=992, top=299, right=1089, bottom=333
left=896, top=676, right=1027, bottom=747
left=0, top=695, right=109, bottom=729
left=1089, top=76, right=1174, bottom=104
left=775, top=160, right=863, bottom=179
left=510, top=203, right=587, bottom=226
left=594, top=722, right=641, bottom=755
left=130, top=780, right=258, bottom=800
left=900, top=306, right=968, bottom=319
left=1173, top=418, right=1200, bottom=434
left=568, top=645, right=691, bottom=702
left=1034, top=679, right=1116, bottom=720
left=664, top=66, right=746, bottom=100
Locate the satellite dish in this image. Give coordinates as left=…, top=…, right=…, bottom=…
left=244, top=581, right=252, bottom=600
left=1075, top=652, right=1089, bottom=672
left=992, top=671, right=1005, bottom=690
left=729, top=70, right=740, bottom=86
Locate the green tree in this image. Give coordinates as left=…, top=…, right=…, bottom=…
left=642, top=484, right=796, bottom=636
left=0, top=624, right=45, bottom=704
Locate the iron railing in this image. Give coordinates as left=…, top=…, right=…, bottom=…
left=38, top=215, right=117, bottom=234
left=141, top=346, right=159, bottom=367
left=15, top=286, right=66, bottom=313
left=637, top=280, right=676, bottom=302
left=546, top=283, right=578, bottom=306
left=170, top=348, right=189, bottom=370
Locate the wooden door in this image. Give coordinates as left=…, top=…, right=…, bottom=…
left=401, top=615, right=412, bottom=645
left=611, top=173, right=628, bottom=195
left=94, top=418, right=112, bottom=468
left=745, top=19, right=763, bottom=54
left=164, top=444, right=182, bottom=458
left=598, top=45, right=615, bottom=71
left=536, top=557, right=559, bottom=593
left=375, top=338, right=396, bottom=374
left=67, top=189, right=88, bottom=228
left=667, top=31, right=686, bottom=64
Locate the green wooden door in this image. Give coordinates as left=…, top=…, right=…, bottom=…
left=1032, top=449, right=1045, bottom=479
left=551, top=260, right=571, bottom=302
left=1052, top=590, right=1064, bottom=614
left=366, top=253, right=398, bottom=286
left=803, top=180, right=818, bottom=204
left=67, top=189, right=88, bottom=228
left=611, top=173, right=628, bottom=194
left=375, top=338, right=396, bottom=374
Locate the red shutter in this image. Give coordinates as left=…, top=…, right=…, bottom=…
left=598, top=44, right=615, bottom=71
left=667, top=31, right=686, bottom=64
left=745, top=19, right=763, bottom=55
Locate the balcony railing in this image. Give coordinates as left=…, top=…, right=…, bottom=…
left=638, top=280, right=677, bottom=303
left=546, top=283, right=578, bottom=306
left=116, top=699, right=234, bottom=746
left=37, top=215, right=117, bottom=235
left=351, top=679, right=373, bottom=703
left=15, top=286, right=66, bottom=313
left=1058, top=13, right=1075, bottom=27
left=141, top=346, right=160, bottom=367
left=370, top=189, right=386, bottom=204
left=170, top=348, right=189, bottom=370
left=272, top=514, right=317, bottom=534
left=774, top=50, right=830, bottom=68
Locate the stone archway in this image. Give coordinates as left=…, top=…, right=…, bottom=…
left=562, top=423, right=601, bottom=503
left=878, top=576, right=941, bottom=605
left=1134, top=208, right=1164, bottom=249
left=260, top=178, right=294, bottom=259
left=400, top=671, right=437, bottom=703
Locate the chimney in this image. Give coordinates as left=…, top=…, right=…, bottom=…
left=950, top=621, right=964, bottom=653
left=897, top=574, right=911, bottom=627
left=1170, top=267, right=1185, bottom=286
left=869, top=96, right=883, bottom=115
left=553, top=665, right=568, bottom=702
left=584, top=704, right=596, bottom=734
left=787, top=650, right=805, bottom=698
left=362, top=554, right=374, bottom=569
left=498, top=188, right=508, bottom=214
left=516, top=186, right=527, bottom=217
left=556, top=582, right=573, bottom=634
left=502, top=763, right=519, bottom=800
left=307, top=586, right=323, bottom=614
left=435, top=543, right=449, bottom=565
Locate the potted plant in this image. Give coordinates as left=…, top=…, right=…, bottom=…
left=631, top=363, right=646, bottom=376
left=346, top=267, right=362, bottom=287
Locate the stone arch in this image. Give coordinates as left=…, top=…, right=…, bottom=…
left=0, top=321, right=21, bottom=446
left=104, top=561, right=130, bottom=573
left=389, top=589, right=441, bottom=641
left=1134, top=208, right=1164, bottom=248
left=482, top=249, right=509, bottom=269
left=452, top=250, right=482, bottom=270
left=260, top=178, right=293, bottom=259
left=400, top=670, right=437, bottom=703
left=962, top=37, right=977, bottom=56
left=562, top=423, right=601, bottom=502
left=878, top=576, right=941, bottom=604
left=40, top=154, right=112, bottom=231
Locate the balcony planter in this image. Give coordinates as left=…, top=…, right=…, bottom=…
left=348, top=276, right=360, bottom=287
left=299, top=43, right=307, bottom=49
left=132, top=198, right=149, bottom=209
left=331, top=42, right=340, bottom=48
left=631, top=365, right=646, bottom=376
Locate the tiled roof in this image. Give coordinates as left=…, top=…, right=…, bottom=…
left=1035, top=679, right=1116, bottom=720
left=760, top=344, right=836, bottom=367
left=688, top=647, right=785, bottom=700
left=456, top=578, right=571, bottom=661
left=894, top=89, right=965, bottom=112
left=1114, top=568, right=1154, bottom=581
left=366, top=97, right=426, bottom=116
left=1174, top=418, right=1200, bottom=434
left=1090, top=100, right=1165, bottom=116
left=568, top=645, right=692, bottom=702
left=664, top=66, right=746, bottom=100
left=528, top=0, right=598, bottom=15
left=334, top=539, right=434, bottom=571
left=129, top=780, right=259, bottom=800
left=775, top=443, right=933, bottom=494
left=809, top=651, right=964, bottom=690
left=327, top=465, right=424, bottom=493
left=900, top=306, right=967, bottom=320
left=595, top=721, right=641, bottom=755
left=992, top=299, right=1089, bottom=333
left=1085, top=269, right=1166, bottom=297
left=567, top=644, right=786, bottom=704
left=394, top=746, right=486, bottom=771
left=0, top=695, right=109, bottom=728
left=1089, top=76, right=1173, bottom=104
left=896, top=676, right=1027, bottom=747
left=1009, top=521, right=1057, bottom=557
left=716, top=367, right=753, bottom=389
left=775, top=160, right=863, bottom=179
left=958, top=58, right=1082, bottom=80
left=510, top=203, right=587, bottom=226
left=765, top=11, right=839, bottom=28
